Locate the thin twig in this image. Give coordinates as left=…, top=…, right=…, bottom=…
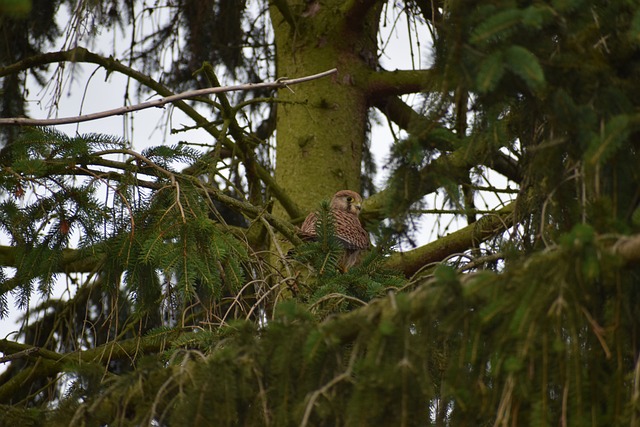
left=0, top=68, right=338, bottom=126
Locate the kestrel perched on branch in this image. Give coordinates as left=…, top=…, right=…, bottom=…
left=299, top=190, right=370, bottom=271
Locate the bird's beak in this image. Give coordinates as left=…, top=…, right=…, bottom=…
left=354, top=203, right=362, bottom=212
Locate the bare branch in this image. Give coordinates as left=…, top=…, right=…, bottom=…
left=0, top=68, right=337, bottom=126
left=0, top=347, right=40, bottom=364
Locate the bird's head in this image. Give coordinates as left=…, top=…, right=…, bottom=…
left=330, top=190, right=363, bottom=215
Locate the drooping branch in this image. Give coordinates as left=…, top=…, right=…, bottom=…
left=36, top=152, right=301, bottom=239
left=0, top=151, right=303, bottom=290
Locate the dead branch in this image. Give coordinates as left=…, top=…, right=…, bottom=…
left=0, top=68, right=337, bottom=126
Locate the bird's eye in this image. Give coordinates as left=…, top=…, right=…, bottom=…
left=346, top=196, right=353, bottom=202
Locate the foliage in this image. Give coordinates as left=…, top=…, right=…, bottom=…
left=1, top=0, right=640, bottom=425
left=8, top=230, right=636, bottom=426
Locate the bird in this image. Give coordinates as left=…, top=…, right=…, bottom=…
left=299, top=190, right=370, bottom=271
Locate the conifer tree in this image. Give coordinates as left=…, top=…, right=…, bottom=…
left=1, top=0, right=639, bottom=425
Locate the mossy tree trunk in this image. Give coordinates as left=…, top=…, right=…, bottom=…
left=270, top=1, right=383, bottom=216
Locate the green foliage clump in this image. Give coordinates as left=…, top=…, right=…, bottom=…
left=27, top=223, right=636, bottom=426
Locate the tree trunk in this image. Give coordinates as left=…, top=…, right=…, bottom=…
left=270, top=1, right=382, bottom=217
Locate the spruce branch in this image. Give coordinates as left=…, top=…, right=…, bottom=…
left=362, top=142, right=521, bottom=225
left=0, top=246, right=97, bottom=275
left=362, top=145, right=478, bottom=220
left=0, top=152, right=301, bottom=286
left=91, top=154, right=304, bottom=243
left=0, top=329, right=180, bottom=404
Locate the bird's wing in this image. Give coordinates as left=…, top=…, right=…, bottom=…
left=299, top=212, right=318, bottom=240
left=333, top=210, right=370, bottom=250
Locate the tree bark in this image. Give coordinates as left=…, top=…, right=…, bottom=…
left=270, top=0, right=384, bottom=216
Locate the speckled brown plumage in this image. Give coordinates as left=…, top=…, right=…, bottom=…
left=299, top=190, right=370, bottom=270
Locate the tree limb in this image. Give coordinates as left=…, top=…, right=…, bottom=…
left=0, top=246, right=96, bottom=277
left=0, top=358, right=60, bottom=404
left=362, top=144, right=478, bottom=220
left=373, top=95, right=425, bottom=133
left=364, top=68, right=435, bottom=98
left=373, top=95, right=523, bottom=183
left=385, top=202, right=516, bottom=277
left=383, top=208, right=640, bottom=277
left=0, top=329, right=179, bottom=404
left=0, top=339, right=64, bottom=363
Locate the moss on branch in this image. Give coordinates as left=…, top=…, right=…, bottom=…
left=385, top=202, right=516, bottom=277
left=0, top=329, right=180, bottom=404
left=364, top=68, right=435, bottom=98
